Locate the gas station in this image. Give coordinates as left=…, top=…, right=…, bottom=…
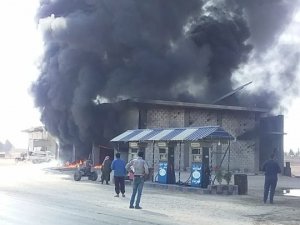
left=111, top=126, right=234, bottom=189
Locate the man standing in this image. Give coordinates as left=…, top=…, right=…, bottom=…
left=262, top=153, right=281, bottom=204
left=101, top=156, right=112, bottom=184
left=126, top=151, right=149, bottom=209
left=111, top=152, right=126, bottom=197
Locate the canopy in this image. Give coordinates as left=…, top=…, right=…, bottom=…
left=111, top=126, right=234, bottom=142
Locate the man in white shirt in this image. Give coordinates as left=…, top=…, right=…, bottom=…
left=126, top=151, right=149, bottom=209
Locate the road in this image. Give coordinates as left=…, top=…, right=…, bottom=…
left=0, top=161, right=178, bottom=225
left=0, top=159, right=300, bottom=225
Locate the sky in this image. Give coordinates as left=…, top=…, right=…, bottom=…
left=0, top=1, right=299, bottom=151
left=280, top=11, right=300, bottom=152
left=0, top=0, right=42, bottom=149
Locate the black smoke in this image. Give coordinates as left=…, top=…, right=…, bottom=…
left=32, top=0, right=298, bottom=158
left=234, top=0, right=297, bottom=50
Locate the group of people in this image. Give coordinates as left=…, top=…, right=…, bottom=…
left=99, top=149, right=281, bottom=208
left=100, top=151, right=149, bottom=209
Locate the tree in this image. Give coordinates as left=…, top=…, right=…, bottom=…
left=3, top=140, right=13, bottom=153
left=289, top=149, right=295, bottom=157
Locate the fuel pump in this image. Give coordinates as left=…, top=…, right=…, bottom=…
left=128, top=142, right=139, bottom=162
left=190, top=143, right=202, bottom=187
left=157, top=143, right=168, bottom=184
left=190, top=143, right=210, bottom=188
left=157, top=142, right=176, bottom=184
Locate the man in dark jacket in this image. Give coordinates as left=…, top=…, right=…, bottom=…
left=101, top=156, right=112, bottom=184
left=262, top=153, right=281, bottom=204
left=111, top=152, right=126, bottom=197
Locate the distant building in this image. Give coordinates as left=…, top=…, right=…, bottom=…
left=23, top=126, right=58, bottom=157
left=0, top=152, right=5, bottom=158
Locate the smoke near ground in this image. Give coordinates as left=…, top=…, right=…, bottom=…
left=32, top=0, right=300, bottom=157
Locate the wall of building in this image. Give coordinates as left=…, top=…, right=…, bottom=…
left=259, top=115, right=284, bottom=173
left=141, top=106, right=259, bottom=173
left=27, top=128, right=58, bottom=156
left=146, top=108, right=185, bottom=128
left=221, top=111, right=258, bottom=173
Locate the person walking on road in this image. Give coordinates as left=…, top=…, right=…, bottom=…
left=126, top=151, right=149, bottom=209
left=111, top=152, right=126, bottom=197
left=101, top=156, right=112, bottom=184
left=262, top=152, right=281, bottom=204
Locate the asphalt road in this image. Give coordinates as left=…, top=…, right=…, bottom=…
left=0, top=161, right=178, bottom=225
left=1, top=160, right=300, bottom=225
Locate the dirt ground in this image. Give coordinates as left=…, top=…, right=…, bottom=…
left=1, top=159, right=300, bottom=225
left=143, top=174, right=300, bottom=225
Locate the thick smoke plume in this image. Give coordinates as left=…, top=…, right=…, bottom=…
left=32, top=0, right=299, bottom=158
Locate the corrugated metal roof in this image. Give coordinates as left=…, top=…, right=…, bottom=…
left=111, top=126, right=234, bottom=142
left=139, top=129, right=163, bottom=141
left=148, top=129, right=173, bottom=141
left=129, top=129, right=153, bottom=141
left=186, top=127, right=229, bottom=141
left=111, top=129, right=142, bottom=142
left=171, top=128, right=199, bottom=141
left=161, top=128, right=186, bottom=140
left=111, top=130, right=133, bottom=142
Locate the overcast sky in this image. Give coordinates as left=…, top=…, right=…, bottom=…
left=0, top=0, right=42, bottom=149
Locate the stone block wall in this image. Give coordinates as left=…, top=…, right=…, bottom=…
left=187, top=109, right=218, bottom=127
left=143, top=106, right=258, bottom=173
left=147, top=108, right=185, bottom=128
left=221, top=111, right=257, bottom=173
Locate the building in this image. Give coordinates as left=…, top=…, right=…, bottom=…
left=23, top=126, right=58, bottom=157
left=109, top=99, right=284, bottom=174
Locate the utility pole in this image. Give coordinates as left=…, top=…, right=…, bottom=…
left=72, top=144, right=76, bottom=162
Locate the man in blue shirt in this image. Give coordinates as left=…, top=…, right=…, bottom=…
left=111, top=152, right=126, bottom=197
left=262, top=153, right=281, bottom=204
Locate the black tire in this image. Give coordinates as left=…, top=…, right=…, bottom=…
left=90, top=171, right=98, bottom=181
left=74, top=171, right=82, bottom=181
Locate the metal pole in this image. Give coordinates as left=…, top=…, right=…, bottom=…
left=212, top=142, right=230, bottom=185
left=72, top=144, right=76, bottom=162
left=227, top=140, right=230, bottom=174
left=152, top=141, right=155, bottom=182
left=91, top=144, right=94, bottom=165
left=210, top=147, right=213, bottom=173
left=179, top=142, right=182, bottom=184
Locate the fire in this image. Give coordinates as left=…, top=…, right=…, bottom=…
left=64, top=160, right=84, bottom=168
left=63, top=160, right=102, bottom=169
left=93, top=164, right=102, bottom=169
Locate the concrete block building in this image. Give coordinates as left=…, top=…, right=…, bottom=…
left=110, top=99, right=284, bottom=174
left=23, top=126, right=58, bottom=157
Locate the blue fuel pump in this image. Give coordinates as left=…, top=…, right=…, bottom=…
left=157, top=148, right=168, bottom=183
left=191, top=162, right=202, bottom=187
left=191, top=148, right=202, bottom=187
left=190, top=147, right=210, bottom=188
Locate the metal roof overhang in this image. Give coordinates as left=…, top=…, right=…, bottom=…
left=111, top=126, right=234, bottom=143
left=122, top=98, right=269, bottom=113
